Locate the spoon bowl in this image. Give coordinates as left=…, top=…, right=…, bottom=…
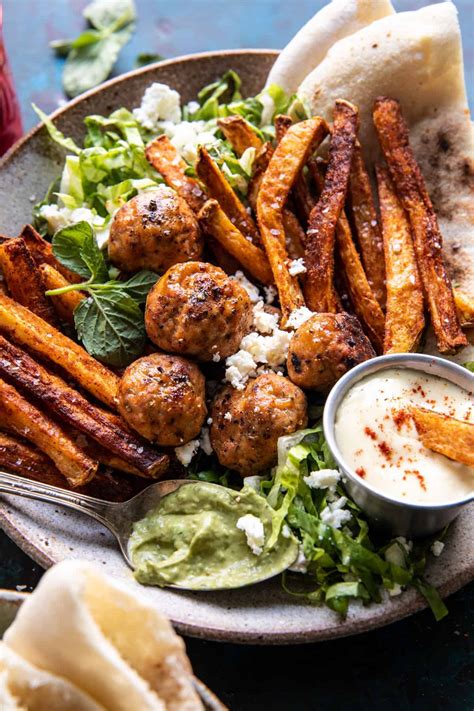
left=0, top=472, right=294, bottom=590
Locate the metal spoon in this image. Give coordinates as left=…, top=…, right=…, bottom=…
left=0, top=471, right=294, bottom=590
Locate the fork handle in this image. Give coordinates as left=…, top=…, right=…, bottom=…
left=0, top=470, right=118, bottom=529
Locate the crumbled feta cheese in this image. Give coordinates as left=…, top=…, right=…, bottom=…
left=225, top=350, right=257, bottom=389
left=174, top=439, right=199, bottom=466
left=199, top=427, right=213, bottom=455
left=39, top=204, right=110, bottom=248
left=186, top=100, right=200, bottom=114
left=133, top=82, right=181, bottom=129
left=241, top=328, right=292, bottom=367
left=224, top=412, right=232, bottom=421
left=395, top=536, right=413, bottom=553
left=288, top=545, right=308, bottom=573
left=320, top=497, right=351, bottom=529
left=264, top=285, right=277, bottom=304
left=243, top=475, right=264, bottom=492
left=431, top=540, right=445, bottom=557
left=236, top=514, right=265, bottom=555
left=286, top=306, right=314, bottom=330
left=288, top=258, right=307, bottom=276
left=282, top=524, right=292, bottom=539
left=212, top=352, right=221, bottom=363
left=388, top=583, right=403, bottom=597
left=231, top=271, right=261, bottom=303
left=158, top=119, right=219, bottom=163
left=252, top=301, right=279, bottom=334
left=304, top=468, right=341, bottom=491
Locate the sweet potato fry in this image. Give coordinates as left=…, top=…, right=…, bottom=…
left=0, top=293, right=119, bottom=410
left=196, top=146, right=261, bottom=244
left=305, top=100, right=359, bottom=313
left=454, top=290, right=474, bottom=328
left=376, top=165, right=424, bottom=354
left=0, top=336, right=169, bottom=479
left=198, top=199, right=273, bottom=284
left=0, top=377, right=97, bottom=486
left=349, top=142, right=385, bottom=306
left=373, top=97, right=467, bottom=354
left=21, top=224, right=81, bottom=284
left=257, top=117, right=328, bottom=323
left=217, top=115, right=263, bottom=156
left=0, top=238, right=58, bottom=326
left=410, top=407, right=474, bottom=467
left=335, top=212, right=385, bottom=353
left=38, top=263, right=86, bottom=324
left=145, top=135, right=206, bottom=213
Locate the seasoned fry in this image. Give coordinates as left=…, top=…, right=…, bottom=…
left=0, top=377, right=97, bottom=486
left=0, top=336, right=169, bottom=479
left=0, top=238, right=58, bottom=325
left=454, top=289, right=474, bottom=328
left=410, top=407, right=474, bottom=467
left=0, top=293, right=119, bottom=409
left=198, top=199, right=273, bottom=284
left=145, top=135, right=207, bottom=213
left=257, top=117, right=328, bottom=323
left=274, top=114, right=293, bottom=143
left=373, top=97, right=467, bottom=354
left=21, top=224, right=81, bottom=284
left=247, top=142, right=274, bottom=212
left=335, top=211, right=385, bottom=353
left=305, top=100, right=359, bottom=313
left=282, top=210, right=306, bottom=259
left=376, top=165, right=424, bottom=354
left=349, top=142, right=385, bottom=306
left=38, top=263, right=86, bottom=324
left=196, top=146, right=261, bottom=244
left=217, top=115, right=263, bottom=156
left=274, top=114, right=314, bottom=225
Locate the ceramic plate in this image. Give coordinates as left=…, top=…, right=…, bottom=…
left=0, top=50, right=472, bottom=644
left=0, top=590, right=226, bottom=709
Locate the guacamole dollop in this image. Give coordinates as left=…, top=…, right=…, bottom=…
left=129, top=481, right=299, bottom=590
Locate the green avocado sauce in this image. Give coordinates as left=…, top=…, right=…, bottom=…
left=129, top=482, right=299, bottom=590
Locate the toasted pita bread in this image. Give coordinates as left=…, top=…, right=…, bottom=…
left=4, top=562, right=203, bottom=711
left=266, top=0, right=394, bottom=93
left=297, top=1, right=473, bottom=362
left=0, top=643, right=102, bottom=711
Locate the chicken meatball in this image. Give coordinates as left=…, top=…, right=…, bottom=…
left=145, top=261, right=253, bottom=361
left=287, top=313, right=375, bottom=392
left=117, top=353, right=206, bottom=446
left=210, top=373, right=308, bottom=476
left=108, top=186, right=203, bottom=273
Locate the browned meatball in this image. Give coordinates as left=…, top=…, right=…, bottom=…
left=108, top=186, right=203, bottom=273
left=287, top=313, right=375, bottom=392
left=210, top=373, right=308, bottom=476
left=145, top=261, right=253, bottom=361
left=117, top=353, right=206, bottom=446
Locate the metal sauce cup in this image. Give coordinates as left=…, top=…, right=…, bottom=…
left=323, top=354, right=474, bottom=537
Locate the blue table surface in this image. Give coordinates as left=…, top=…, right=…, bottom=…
left=1, top=2, right=473, bottom=709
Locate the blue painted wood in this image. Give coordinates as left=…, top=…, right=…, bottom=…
left=0, top=2, right=472, bottom=708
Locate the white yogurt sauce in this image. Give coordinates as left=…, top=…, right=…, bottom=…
left=335, top=368, right=473, bottom=504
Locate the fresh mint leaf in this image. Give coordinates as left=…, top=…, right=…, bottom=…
left=84, top=0, right=136, bottom=31
left=120, top=270, right=158, bottom=303
left=63, top=27, right=134, bottom=98
left=52, top=221, right=108, bottom=281
left=74, top=289, right=146, bottom=367
left=32, top=105, right=81, bottom=155
left=135, top=52, right=164, bottom=68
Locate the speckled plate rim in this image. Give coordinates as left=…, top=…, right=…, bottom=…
left=0, top=590, right=227, bottom=710
left=0, top=49, right=472, bottom=645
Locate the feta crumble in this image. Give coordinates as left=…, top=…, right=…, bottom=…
left=304, top=468, right=341, bottom=492
left=199, top=427, right=213, bottom=455
left=159, top=119, right=219, bottom=163
left=174, top=439, right=199, bottom=466
left=431, top=540, right=445, bottom=557
left=320, top=497, right=351, bottom=529
left=231, top=271, right=261, bottom=303
left=264, top=285, right=277, bottom=304
left=225, top=351, right=257, bottom=389
left=288, top=258, right=307, bottom=276
left=252, top=301, right=279, bottom=334
left=133, top=82, right=181, bottom=129
left=288, top=545, right=308, bottom=573
left=286, top=306, right=314, bottom=330
left=236, top=514, right=265, bottom=555
left=224, top=412, right=232, bottom=421
left=243, top=475, right=264, bottom=492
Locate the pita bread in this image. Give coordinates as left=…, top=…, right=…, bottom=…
left=0, top=643, right=102, bottom=711
left=265, top=0, right=394, bottom=94
left=4, top=562, right=203, bottom=711
left=296, top=1, right=473, bottom=363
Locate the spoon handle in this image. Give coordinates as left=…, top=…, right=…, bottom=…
left=0, top=470, right=117, bottom=528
